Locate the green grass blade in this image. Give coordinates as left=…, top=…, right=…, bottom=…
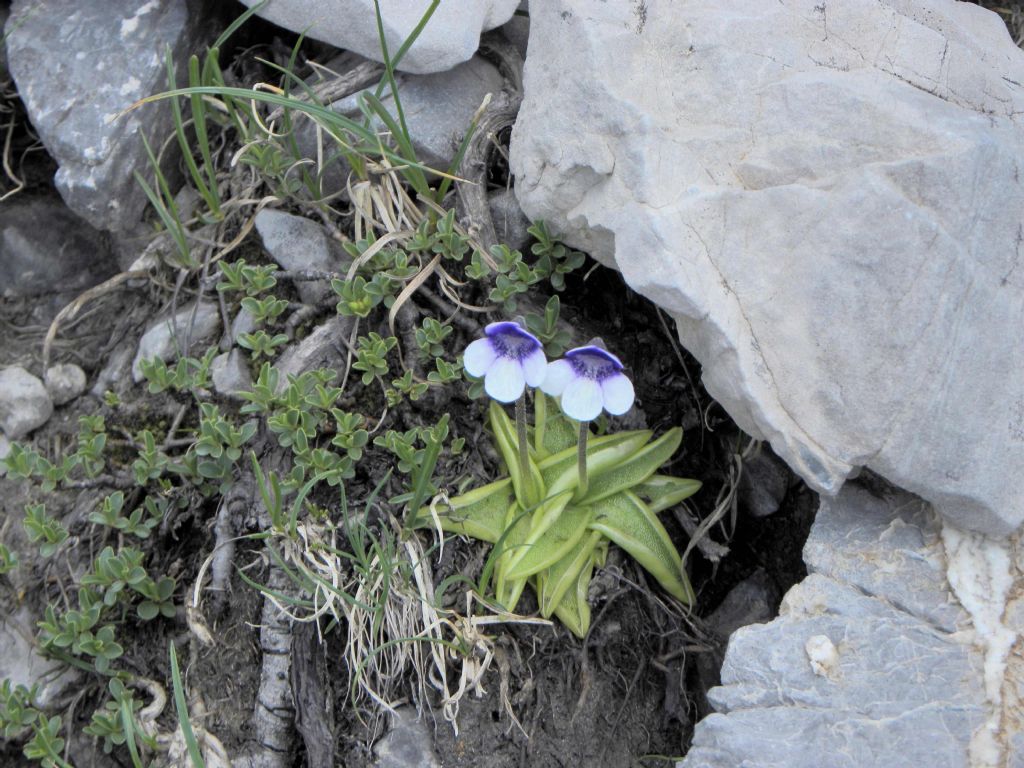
left=371, top=0, right=416, bottom=147
left=250, top=452, right=283, bottom=529
left=119, top=697, right=145, bottom=768
left=477, top=500, right=527, bottom=596
left=405, top=414, right=447, bottom=519
left=187, top=54, right=220, bottom=216
left=372, top=0, right=440, bottom=87
left=165, top=49, right=214, bottom=210
left=358, top=90, right=430, bottom=197
left=213, top=0, right=267, bottom=50
left=133, top=143, right=192, bottom=268
left=236, top=560, right=317, bottom=610
left=169, top=642, right=207, bottom=768
left=130, top=86, right=446, bottom=180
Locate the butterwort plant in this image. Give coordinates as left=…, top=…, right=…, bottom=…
left=414, top=320, right=701, bottom=637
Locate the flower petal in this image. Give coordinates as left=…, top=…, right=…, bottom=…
left=463, top=338, right=497, bottom=378
left=561, top=377, right=603, bottom=422
left=565, top=345, right=623, bottom=370
left=484, top=356, right=526, bottom=403
left=521, top=347, right=548, bottom=387
left=541, top=359, right=574, bottom=397
left=601, top=373, right=635, bottom=415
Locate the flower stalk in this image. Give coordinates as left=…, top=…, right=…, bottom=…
left=577, top=422, right=589, bottom=498
left=515, top=394, right=531, bottom=498
left=533, top=391, right=547, bottom=455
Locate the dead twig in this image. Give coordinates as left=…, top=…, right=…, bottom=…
left=42, top=270, right=150, bottom=371
left=455, top=90, right=521, bottom=255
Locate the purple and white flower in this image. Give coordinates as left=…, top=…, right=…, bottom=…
left=463, top=321, right=547, bottom=403
left=541, top=345, right=635, bottom=422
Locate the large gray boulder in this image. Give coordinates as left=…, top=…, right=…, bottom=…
left=5, top=0, right=200, bottom=231
left=681, top=483, right=1019, bottom=768
left=239, top=0, right=519, bottom=74
left=510, top=0, right=1024, bottom=536
left=0, top=197, right=115, bottom=298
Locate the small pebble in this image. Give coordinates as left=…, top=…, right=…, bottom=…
left=0, top=366, right=53, bottom=439
left=44, top=363, right=87, bottom=406
left=211, top=350, right=253, bottom=399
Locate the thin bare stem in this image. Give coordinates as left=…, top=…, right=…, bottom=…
left=515, top=395, right=530, bottom=482
left=534, top=393, right=547, bottom=454
left=577, top=422, right=589, bottom=497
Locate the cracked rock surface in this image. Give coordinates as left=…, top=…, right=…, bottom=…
left=5, top=0, right=198, bottom=231
left=510, top=0, right=1024, bottom=535
left=680, top=483, right=1003, bottom=768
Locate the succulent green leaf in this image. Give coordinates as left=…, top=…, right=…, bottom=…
left=503, top=492, right=584, bottom=580
left=549, top=577, right=588, bottom=638
left=409, top=478, right=513, bottom=543
left=537, top=529, right=602, bottom=618
left=493, top=502, right=530, bottom=611
left=634, top=474, right=703, bottom=513
left=539, top=430, right=652, bottom=497
left=589, top=491, right=695, bottom=605
left=575, top=427, right=683, bottom=504
left=546, top=539, right=604, bottom=638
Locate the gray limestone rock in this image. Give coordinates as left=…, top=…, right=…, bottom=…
left=373, top=708, right=440, bottom=768
left=0, top=197, right=115, bottom=298
left=325, top=56, right=505, bottom=176
left=254, top=209, right=343, bottom=306
left=704, top=569, right=777, bottom=640
left=274, top=316, right=353, bottom=393
left=510, top=0, right=1024, bottom=535
left=806, top=485, right=966, bottom=633
left=5, top=0, right=200, bottom=231
left=0, top=367, right=54, bottom=439
left=680, top=484, right=986, bottom=768
left=694, top=569, right=780, bottom=717
left=90, top=340, right=136, bottom=398
left=131, top=301, right=221, bottom=382
left=0, top=608, right=80, bottom=709
left=0, top=434, right=11, bottom=475
left=238, top=0, right=518, bottom=74
left=738, top=448, right=792, bottom=518
left=44, top=364, right=88, bottom=407
left=231, top=307, right=258, bottom=344
left=498, top=2, right=529, bottom=60
left=211, top=349, right=252, bottom=399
